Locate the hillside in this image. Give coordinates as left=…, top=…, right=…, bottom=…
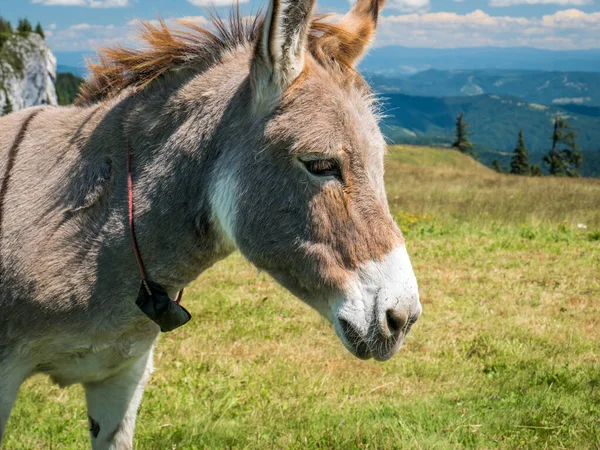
left=387, top=145, right=492, bottom=173
left=384, top=145, right=600, bottom=228
left=379, top=93, right=600, bottom=176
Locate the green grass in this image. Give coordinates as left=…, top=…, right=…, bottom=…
left=5, top=146, right=600, bottom=449
left=387, top=145, right=492, bottom=172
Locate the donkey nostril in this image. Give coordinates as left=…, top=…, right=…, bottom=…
left=385, top=308, right=408, bottom=337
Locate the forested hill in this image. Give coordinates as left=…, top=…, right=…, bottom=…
left=378, top=93, right=600, bottom=177
left=55, top=72, right=83, bottom=105
left=380, top=93, right=599, bottom=151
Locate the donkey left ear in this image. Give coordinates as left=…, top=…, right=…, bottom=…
left=252, top=0, right=316, bottom=106
left=314, top=0, right=386, bottom=67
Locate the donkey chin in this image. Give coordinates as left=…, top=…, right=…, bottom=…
left=331, top=246, right=422, bottom=361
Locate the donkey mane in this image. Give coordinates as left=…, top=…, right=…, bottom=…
left=76, top=7, right=369, bottom=105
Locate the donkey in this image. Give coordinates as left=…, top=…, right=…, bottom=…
left=0, top=0, right=421, bottom=447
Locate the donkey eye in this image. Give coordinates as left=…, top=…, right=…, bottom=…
left=301, top=158, right=342, bottom=181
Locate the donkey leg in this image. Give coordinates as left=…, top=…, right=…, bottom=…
left=0, top=358, right=28, bottom=447
left=83, top=349, right=153, bottom=450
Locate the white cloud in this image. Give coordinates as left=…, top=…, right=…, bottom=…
left=380, top=10, right=530, bottom=28
left=31, top=0, right=129, bottom=7
left=177, top=16, right=211, bottom=26
left=69, top=23, right=92, bottom=30
left=47, top=16, right=214, bottom=52
left=47, top=22, right=130, bottom=51
left=187, top=0, right=249, bottom=6
left=552, top=97, right=591, bottom=104
left=387, top=0, right=430, bottom=13
left=490, top=0, right=592, bottom=6
left=126, top=16, right=210, bottom=29
left=541, top=8, right=600, bottom=27
left=44, top=8, right=600, bottom=52
left=375, top=8, right=600, bottom=49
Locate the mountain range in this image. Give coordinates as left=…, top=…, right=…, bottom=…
left=359, top=66, right=600, bottom=177
left=361, top=47, right=600, bottom=75
left=370, top=70, right=600, bottom=107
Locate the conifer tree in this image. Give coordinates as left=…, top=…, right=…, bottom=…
left=530, top=165, right=542, bottom=176
left=35, top=22, right=45, bottom=39
left=452, top=112, right=474, bottom=153
left=17, top=18, right=33, bottom=35
left=0, top=17, right=13, bottom=34
left=491, top=159, right=503, bottom=173
left=510, top=129, right=529, bottom=175
left=2, top=96, right=13, bottom=116
left=543, top=116, right=582, bottom=177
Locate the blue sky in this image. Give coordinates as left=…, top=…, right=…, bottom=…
left=1, top=0, right=599, bottom=52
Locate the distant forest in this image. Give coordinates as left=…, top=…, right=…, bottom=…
left=56, top=72, right=84, bottom=105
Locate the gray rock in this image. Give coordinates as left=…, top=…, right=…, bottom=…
left=0, top=33, right=57, bottom=114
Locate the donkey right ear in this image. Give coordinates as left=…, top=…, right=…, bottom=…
left=251, top=0, right=316, bottom=108
left=311, top=0, right=386, bottom=67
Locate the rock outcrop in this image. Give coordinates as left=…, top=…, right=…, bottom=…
left=0, top=33, right=57, bottom=113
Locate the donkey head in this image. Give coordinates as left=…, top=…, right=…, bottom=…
left=211, top=0, right=421, bottom=361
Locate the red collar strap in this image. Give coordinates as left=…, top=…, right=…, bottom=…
left=126, top=151, right=183, bottom=302
left=127, top=145, right=190, bottom=332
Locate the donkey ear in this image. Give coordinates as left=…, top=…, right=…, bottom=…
left=252, top=0, right=316, bottom=104
left=318, top=0, right=386, bottom=66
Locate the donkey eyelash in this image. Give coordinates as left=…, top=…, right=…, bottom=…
left=301, top=158, right=343, bottom=182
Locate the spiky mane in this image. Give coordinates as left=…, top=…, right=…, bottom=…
left=76, top=8, right=368, bottom=105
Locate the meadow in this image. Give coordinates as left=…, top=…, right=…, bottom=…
left=5, top=146, right=600, bottom=449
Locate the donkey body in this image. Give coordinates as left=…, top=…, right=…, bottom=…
left=0, top=1, right=420, bottom=448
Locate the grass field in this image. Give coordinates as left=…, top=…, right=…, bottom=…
left=5, top=145, right=600, bottom=449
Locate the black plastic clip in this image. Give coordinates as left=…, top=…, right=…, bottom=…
left=135, top=279, right=191, bottom=332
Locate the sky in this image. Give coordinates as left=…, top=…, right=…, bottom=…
left=0, top=0, right=599, bottom=54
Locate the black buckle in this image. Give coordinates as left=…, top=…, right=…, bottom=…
left=135, top=279, right=191, bottom=332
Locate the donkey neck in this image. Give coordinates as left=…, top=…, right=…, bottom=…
left=115, top=53, right=254, bottom=294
